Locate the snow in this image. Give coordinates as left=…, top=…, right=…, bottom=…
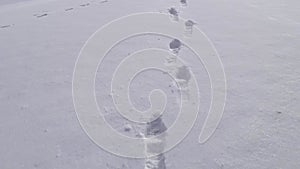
left=0, top=0, right=300, bottom=168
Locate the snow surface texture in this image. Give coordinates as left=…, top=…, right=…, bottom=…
left=0, top=0, right=300, bottom=169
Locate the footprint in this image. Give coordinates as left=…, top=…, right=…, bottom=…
left=180, top=0, right=187, bottom=6
left=80, top=3, right=90, bottom=7
left=168, top=7, right=178, bottom=16
left=184, top=20, right=196, bottom=35
left=185, top=20, right=196, bottom=27
left=34, top=13, right=48, bottom=18
left=65, top=8, right=74, bottom=11
left=169, top=39, right=182, bottom=54
left=0, top=25, right=11, bottom=29
left=123, top=124, right=132, bottom=132
left=168, top=7, right=179, bottom=21
left=100, top=0, right=108, bottom=3
left=176, top=66, right=191, bottom=81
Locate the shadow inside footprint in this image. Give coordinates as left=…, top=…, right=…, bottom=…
left=65, top=8, right=74, bottom=11
left=100, top=0, right=108, bottom=3
left=80, top=3, right=90, bottom=7
left=35, top=13, right=48, bottom=18
left=0, top=25, right=11, bottom=28
left=180, top=0, right=187, bottom=6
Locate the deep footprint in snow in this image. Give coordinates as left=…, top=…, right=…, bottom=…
left=168, top=7, right=178, bottom=16
left=169, top=39, right=181, bottom=49
left=100, top=0, right=108, bottom=3
left=65, top=8, right=74, bottom=11
left=0, top=25, right=12, bottom=29
left=168, top=7, right=179, bottom=21
left=180, top=0, right=187, bottom=6
left=175, top=66, right=191, bottom=101
left=169, top=39, right=182, bottom=54
left=145, top=117, right=167, bottom=169
left=184, top=20, right=196, bottom=35
left=35, top=13, right=48, bottom=18
left=80, top=3, right=90, bottom=7
left=123, top=124, right=132, bottom=132
left=185, top=20, right=196, bottom=27
left=176, top=66, right=191, bottom=82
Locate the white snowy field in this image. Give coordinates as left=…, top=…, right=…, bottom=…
left=0, top=0, right=300, bottom=169
left=0, top=0, right=32, bottom=6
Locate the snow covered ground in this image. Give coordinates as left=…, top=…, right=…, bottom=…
left=0, top=0, right=300, bottom=168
